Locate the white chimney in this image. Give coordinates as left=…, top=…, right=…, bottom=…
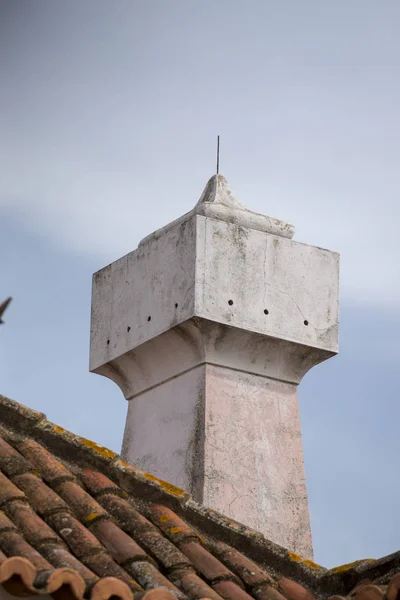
left=89, top=175, right=339, bottom=559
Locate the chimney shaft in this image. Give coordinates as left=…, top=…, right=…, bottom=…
left=90, top=175, right=339, bottom=559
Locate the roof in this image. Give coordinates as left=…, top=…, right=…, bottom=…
left=0, top=394, right=399, bottom=600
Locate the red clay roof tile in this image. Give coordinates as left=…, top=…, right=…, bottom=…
left=12, top=471, right=70, bottom=515
left=93, top=493, right=191, bottom=570
left=0, top=393, right=399, bottom=600
left=3, top=498, right=61, bottom=547
left=213, top=580, right=254, bottom=600
left=208, top=541, right=275, bottom=588
left=89, top=576, right=133, bottom=600
left=89, top=519, right=149, bottom=564
left=386, top=574, right=400, bottom=600
left=354, top=586, right=385, bottom=600
left=277, top=578, right=316, bottom=600
left=0, top=472, right=25, bottom=505
left=179, top=540, right=237, bottom=585
left=169, top=567, right=223, bottom=600
left=149, top=506, right=200, bottom=543
left=252, top=585, right=288, bottom=600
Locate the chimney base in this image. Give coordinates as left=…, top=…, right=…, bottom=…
left=121, top=353, right=312, bottom=558
left=106, top=318, right=321, bottom=559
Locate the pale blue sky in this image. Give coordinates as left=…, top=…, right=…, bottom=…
left=1, top=0, right=399, bottom=568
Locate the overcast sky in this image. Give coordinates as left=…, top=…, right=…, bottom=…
left=1, top=1, right=399, bottom=568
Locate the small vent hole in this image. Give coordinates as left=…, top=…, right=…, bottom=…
left=304, top=320, right=309, bottom=326
left=175, top=303, right=178, bottom=309
left=107, top=339, right=110, bottom=345
left=147, top=316, right=152, bottom=322
left=127, top=326, right=131, bottom=332
left=228, top=299, right=234, bottom=306
left=264, top=309, right=269, bottom=315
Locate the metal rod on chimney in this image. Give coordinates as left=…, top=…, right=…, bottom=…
left=216, top=135, right=220, bottom=174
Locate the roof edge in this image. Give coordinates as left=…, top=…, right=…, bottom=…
left=1, top=394, right=399, bottom=598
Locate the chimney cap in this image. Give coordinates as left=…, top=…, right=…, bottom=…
left=139, top=174, right=295, bottom=247
left=194, top=174, right=248, bottom=210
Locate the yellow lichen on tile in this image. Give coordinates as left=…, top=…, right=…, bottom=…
left=170, top=527, right=181, bottom=534
left=45, top=422, right=117, bottom=460
left=85, top=512, right=99, bottom=521
left=328, top=559, right=374, bottom=574
left=143, top=472, right=185, bottom=496
left=50, top=424, right=68, bottom=434
left=79, top=438, right=117, bottom=459
left=160, top=515, right=170, bottom=523
left=114, top=459, right=143, bottom=476
left=288, top=551, right=322, bottom=570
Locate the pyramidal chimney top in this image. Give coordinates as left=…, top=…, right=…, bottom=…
left=140, top=174, right=295, bottom=247
left=90, top=172, right=339, bottom=560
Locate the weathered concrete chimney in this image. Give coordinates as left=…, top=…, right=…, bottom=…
left=90, top=175, right=339, bottom=559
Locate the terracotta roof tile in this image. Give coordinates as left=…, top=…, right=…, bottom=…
left=252, top=586, right=288, bottom=600
left=0, top=393, right=399, bottom=600
left=3, top=497, right=61, bottom=547
left=149, top=506, right=200, bottom=543
left=169, top=567, right=223, bottom=600
left=277, top=578, right=316, bottom=600
left=179, top=540, right=238, bottom=584
left=386, top=574, right=400, bottom=600
left=13, top=471, right=72, bottom=516
left=89, top=519, right=149, bottom=563
left=213, top=580, right=254, bottom=600
left=0, top=472, right=25, bottom=505
left=91, top=490, right=190, bottom=570
left=209, top=541, right=275, bottom=588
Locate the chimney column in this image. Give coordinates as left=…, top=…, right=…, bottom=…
left=90, top=175, right=339, bottom=559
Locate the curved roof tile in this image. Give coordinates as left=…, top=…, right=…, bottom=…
left=0, top=394, right=398, bottom=600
